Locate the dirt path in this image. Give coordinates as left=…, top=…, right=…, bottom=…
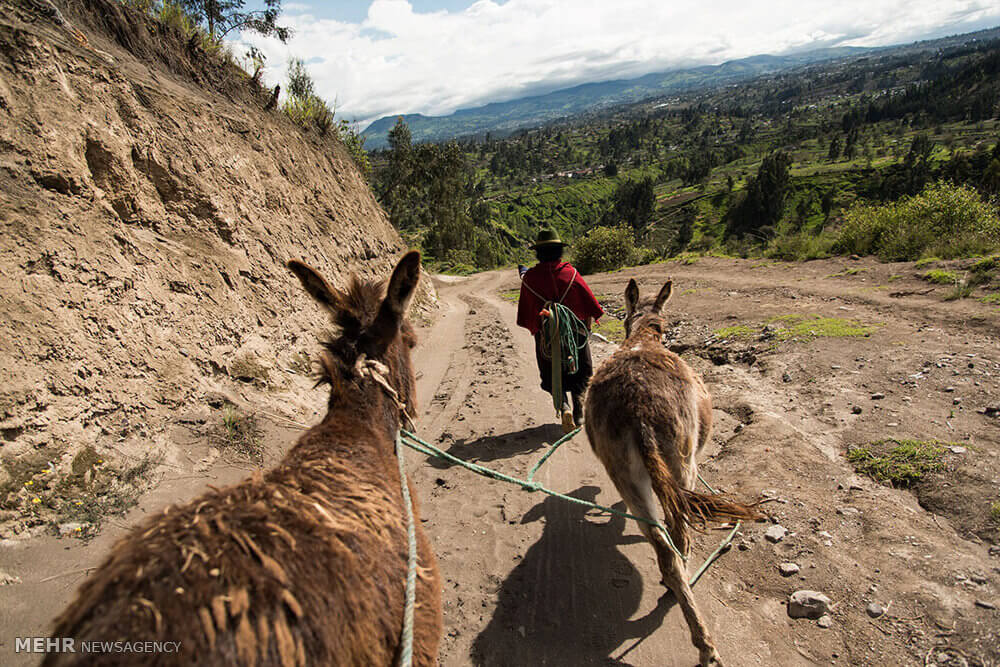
left=410, top=269, right=806, bottom=666
left=411, top=258, right=999, bottom=666
left=1, top=257, right=997, bottom=665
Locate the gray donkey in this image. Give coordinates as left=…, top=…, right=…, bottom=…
left=584, top=278, right=759, bottom=667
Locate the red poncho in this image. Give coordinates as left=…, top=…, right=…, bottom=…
left=516, top=261, right=604, bottom=335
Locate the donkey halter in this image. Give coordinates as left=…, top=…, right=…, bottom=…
left=355, top=354, right=414, bottom=430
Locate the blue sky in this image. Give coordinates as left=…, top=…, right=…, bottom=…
left=234, top=1, right=1000, bottom=128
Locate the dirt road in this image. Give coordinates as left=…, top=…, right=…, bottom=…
left=1, top=256, right=997, bottom=665
left=410, top=258, right=999, bottom=666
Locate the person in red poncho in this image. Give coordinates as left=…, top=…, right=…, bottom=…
left=516, top=228, right=603, bottom=431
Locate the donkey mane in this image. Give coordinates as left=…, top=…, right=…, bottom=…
left=327, top=275, right=386, bottom=333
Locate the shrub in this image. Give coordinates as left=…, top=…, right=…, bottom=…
left=971, top=255, right=998, bottom=278
left=836, top=181, right=1000, bottom=261
left=159, top=2, right=198, bottom=35
left=337, top=120, right=372, bottom=181
left=572, top=226, right=638, bottom=274
left=283, top=58, right=334, bottom=134
left=284, top=94, right=333, bottom=133
left=766, top=228, right=839, bottom=261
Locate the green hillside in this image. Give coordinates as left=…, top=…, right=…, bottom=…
left=361, top=48, right=872, bottom=149
left=369, top=27, right=1000, bottom=275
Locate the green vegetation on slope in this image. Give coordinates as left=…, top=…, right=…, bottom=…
left=368, top=32, right=1000, bottom=273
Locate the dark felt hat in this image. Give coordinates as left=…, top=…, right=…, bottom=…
left=530, top=228, right=569, bottom=249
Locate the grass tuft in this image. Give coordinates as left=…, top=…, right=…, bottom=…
left=846, top=439, right=949, bottom=487
left=499, top=289, right=520, bottom=303
left=771, top=314, right=879, bottom=340
left=922, top=269, right=959, bottom=285
left=593, top=317, right=626, bottom=342
left=827, top=267, right=867, bottom=278
left=713, top=324, right=756, bottom=340
left=979, top=293, right=1000, bottom=305
left=211, top=405, right=264, bottom=464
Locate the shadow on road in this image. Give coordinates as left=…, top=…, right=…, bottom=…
left=425, top=423, right=567, bottom=470
left=471, top=486, right=675, bottom=666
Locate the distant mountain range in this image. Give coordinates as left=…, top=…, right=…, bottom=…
left=361, top=47, right=872, bottom=149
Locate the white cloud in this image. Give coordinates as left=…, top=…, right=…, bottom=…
left=234, top=0, right=1000, bottom=127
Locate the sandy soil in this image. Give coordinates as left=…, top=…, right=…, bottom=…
left=1, top=255, right=998, bottom=666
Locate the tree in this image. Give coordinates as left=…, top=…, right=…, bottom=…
left=608, top=178, right=656, bottom=241
left=828, top=135, right=841, bottom=162
left=821, top=190, right=835, bottom=221
left=376, top=118, right=414, bottom=206
left=669, top=207, right=696, bottom=256
left=338, top=120, right=371, bottom=182
left=286, top=58, right=315, bottom=100
left=982, top=158, right=1000, bottom=196
left=180, top=0, right=291, bottom=41
left=420, top=143, right=474, bottom=259
left=726, top=151, right=792, bottom=239
left=282, top=58, right=332, bottom=134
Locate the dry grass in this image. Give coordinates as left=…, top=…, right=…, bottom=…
left=210, top=405, right=264, bottom=464
left=1, top=446, right=161, bottom=540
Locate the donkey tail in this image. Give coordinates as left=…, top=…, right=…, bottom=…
left=638, top=424, right=762, bottom=530
left=682, top=488, right=763, bottom=525
left=636, top=424, right=693, bottom=529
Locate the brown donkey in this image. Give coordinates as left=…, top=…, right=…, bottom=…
left=584, top=278, right=758, bottom=667
left=45, top=251, right=442, bottom=666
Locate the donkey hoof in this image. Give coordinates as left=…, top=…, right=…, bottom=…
left=699, top=647, right=723, bottom=667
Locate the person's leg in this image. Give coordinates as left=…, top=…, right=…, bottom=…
left=566, top=340, right=593, bottom=425
left=571, top=391, right=584, bottom=425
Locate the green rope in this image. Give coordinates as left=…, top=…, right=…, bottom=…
left=395, top=432, right=418, bottom=667
left=526, top=426, right=580, bottom=483
left=398, top=429, right=744, bottom=587
left=687, top=471, right=740, bottom=587
left=538, top=302, right=589, bottom=416
left=400, top=429, right=687, bottom=562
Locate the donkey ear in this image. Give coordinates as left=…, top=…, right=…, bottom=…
left=369, top=251, right=422, bottom=348
left=652, top=279, right=673, bottom=314
left=288, top=260, right=340, bottom=312
left=624, top=278, right=640, bottom=315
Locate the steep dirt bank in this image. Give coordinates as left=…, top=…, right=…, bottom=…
left=0, top=0, right=429, bottom=540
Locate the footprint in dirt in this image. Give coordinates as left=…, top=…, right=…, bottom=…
left=471, top=486, right=674, bottom=666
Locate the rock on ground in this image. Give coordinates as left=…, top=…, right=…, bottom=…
left=788, top=590, right=832, bottom=619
